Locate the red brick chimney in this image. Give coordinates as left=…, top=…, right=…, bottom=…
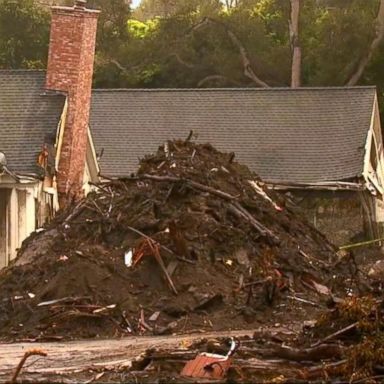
left=46, top=0, right=99, bottom=207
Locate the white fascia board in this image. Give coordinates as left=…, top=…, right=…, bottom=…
left=362, top=97, right=381, bottom=196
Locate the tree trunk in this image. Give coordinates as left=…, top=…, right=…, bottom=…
left=290, top=0, right=301, bottom=88
left=347, top=0, right=384, bottom=86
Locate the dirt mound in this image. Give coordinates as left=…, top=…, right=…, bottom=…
left=0, top=140, right=342, bottom=340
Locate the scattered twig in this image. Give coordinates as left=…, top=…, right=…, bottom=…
left=286, top=295, right=319, bottom=307
left=243, top=278, right=268, bottom=288
left=299, top=248, right=330, bottom=268
left=147, top=239, right=178, bottom=295
left=311, top=322, right=359, bottom=347
left=228, top=202, right=278, bottom=241
left=63, top=201, right=86, bottom=224
left=139, top=309, right=153, bottom=332
left=176, top=256, right=196, bottom=265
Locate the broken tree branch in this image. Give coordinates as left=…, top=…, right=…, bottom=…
left=139, top=174, right=238, bottom=201
left=63, top=201, right=87, bottom=224
left=10, top=349, right=47, bottom=384
left=311, top=322, right=359, bottom=347
left=191, top=17, right=270, bottom=88
left=147, top=238, right=178, bottom=295
left=228, top=202, right=279, bottom=241
left=136, top=174, right=278, bottom=240
left=264, top=343, right=344, bottom=362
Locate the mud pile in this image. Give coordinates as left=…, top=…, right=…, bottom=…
left=0, top=140, right=342, bottom=340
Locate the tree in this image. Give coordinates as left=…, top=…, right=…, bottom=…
left=133, top=0, right=178, bottom=20
left=347, top=0, right=384, bottom=85
left=289, top=0, right=301, bottom=87
left=64, top=0, right=132, bottom=87
left=2, top=0, right=384, bottom=103
left=0, top=0, right=50, bottom=68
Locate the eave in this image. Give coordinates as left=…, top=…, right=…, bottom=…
left=266, top=180, right=365, bottom=191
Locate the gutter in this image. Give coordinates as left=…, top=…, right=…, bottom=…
left=266, top=181, right=365, bottom=191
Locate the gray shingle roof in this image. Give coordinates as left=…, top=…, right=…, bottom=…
left=0, top=70, right=65, bottom=176
left=90, top=87, right=376, bottom=184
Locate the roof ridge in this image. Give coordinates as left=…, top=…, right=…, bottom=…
left=0, top=69, right=46, bottom=73
left=92, top=86, right=377, bottom=92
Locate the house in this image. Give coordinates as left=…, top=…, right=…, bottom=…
left=0, top=1, right=100, bottom=268
left=0, top=0, right=383, bottom=268
left=89, top=87, right=384, bottom=246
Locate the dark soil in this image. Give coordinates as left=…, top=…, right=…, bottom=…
left=0, top=140, right=351, bottom=341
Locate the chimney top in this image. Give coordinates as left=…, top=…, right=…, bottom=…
left=74, top=0, right=87, bottom=9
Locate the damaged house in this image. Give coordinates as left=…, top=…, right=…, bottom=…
left=90, top=87, right=384, bottom=246
left=0, top=0, right=383, bottom=268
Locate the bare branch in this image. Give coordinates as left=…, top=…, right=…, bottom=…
left=96, top=56, right=147, bottom=75
left=110, top=59, right=129, bottom=73
left=347, top=0, right=384, bottom=86
left=197, top=74, right=243, bottom=87
left=169, top=53, right=195, bottom=68
left=10, top=349, right=47, bottom=383
left=191, top=17, right=270, bottom=88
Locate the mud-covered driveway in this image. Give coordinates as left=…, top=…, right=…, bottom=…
left=0, top=329, right=283, bottom=383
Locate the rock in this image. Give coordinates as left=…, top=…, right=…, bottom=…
left=235, top=248, right=250, bottom=267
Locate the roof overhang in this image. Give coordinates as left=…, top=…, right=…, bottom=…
left=0, top=173, right=40, bottom=187
left=266, top=180, right=365, bottom=191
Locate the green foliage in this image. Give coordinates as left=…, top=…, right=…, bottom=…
left=127, top=19, right=158, bottom=38
left=301, top=0, right=380, bottom=86
left=113, top=0, right=382, bottom=91
left=1, top=0, right=384, bottom=116
left=0, top=0, right=50, bottom=68
left=75, top=0, right=132, bottom=87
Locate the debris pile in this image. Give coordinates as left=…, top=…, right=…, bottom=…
left=0, top=140, right=342, bottom=340
left=93, top=296, right=384, bottom=383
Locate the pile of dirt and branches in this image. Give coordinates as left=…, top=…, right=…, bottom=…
left=0, top=140, right=346, bottom=341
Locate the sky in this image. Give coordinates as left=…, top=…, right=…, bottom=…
left=131, top=0, right=141, bottom=8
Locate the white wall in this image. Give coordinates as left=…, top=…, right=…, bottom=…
left=0, top=182, right=38, bottom=268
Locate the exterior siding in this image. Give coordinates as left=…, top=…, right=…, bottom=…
left=287, top=190, right=374, bottom=246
